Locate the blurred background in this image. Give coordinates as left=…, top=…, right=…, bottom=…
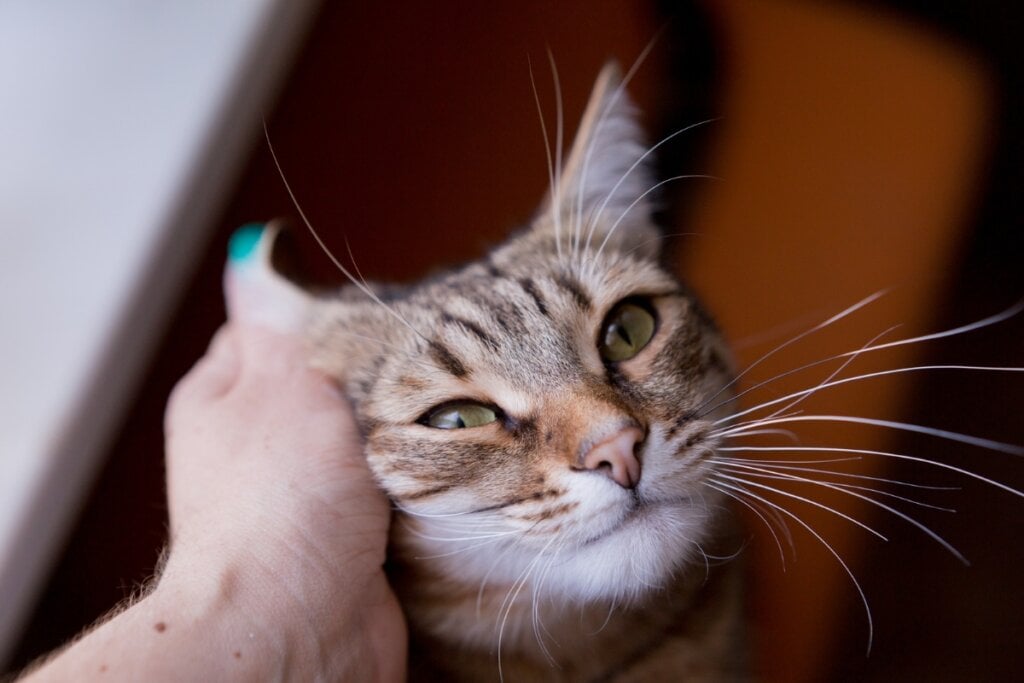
left=3, top=1, right=1022, bottom=680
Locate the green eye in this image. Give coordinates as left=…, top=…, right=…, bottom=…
left=599, top=300, right=656, bottom=362
left=424, top=403, right=498, bottom=429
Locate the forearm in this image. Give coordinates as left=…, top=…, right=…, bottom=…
left=21, top=568, right=284, bottom=681
left=19, top=556, right=386, bottom=682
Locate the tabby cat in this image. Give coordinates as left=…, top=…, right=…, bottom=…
left=301, top=63, right=749, bottom=681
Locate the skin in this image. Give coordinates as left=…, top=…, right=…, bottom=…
left=19, top=322, right=407, bottom=682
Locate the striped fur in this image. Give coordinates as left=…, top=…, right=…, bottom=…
left=306, top=64, right=747, bottom=681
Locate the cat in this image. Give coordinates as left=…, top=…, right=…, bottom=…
left=251, top=59, right=1022, bottom=680
left=298, top=63, right=750, bottom=681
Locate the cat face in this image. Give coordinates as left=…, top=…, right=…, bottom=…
left=307, top=64, right=734, bottom=603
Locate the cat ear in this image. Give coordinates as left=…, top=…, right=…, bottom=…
left=536, top=62, right=659, bottom=257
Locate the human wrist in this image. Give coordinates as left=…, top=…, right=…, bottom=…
left=141, top=555, right=292, bottom=679
left=19, top=557, right=298, bottom=682
left=155, top=541, right=384, bottom=681
left=153, top=551, right=309, bottom=678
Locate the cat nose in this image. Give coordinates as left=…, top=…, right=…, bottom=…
left=581, top=427, right=644, bottom=489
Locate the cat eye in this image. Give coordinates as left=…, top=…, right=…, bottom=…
left=599, top=299, right=657, bottom=362
left=423, top=402, right=498, bottom=429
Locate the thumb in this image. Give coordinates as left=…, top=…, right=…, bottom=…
left=224, top=222, right=316, bottom=372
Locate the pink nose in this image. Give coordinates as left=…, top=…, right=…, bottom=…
left=581, top=428, right=643, bottom=489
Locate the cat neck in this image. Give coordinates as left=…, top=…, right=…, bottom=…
left=388, top=518, right=747, bottom=681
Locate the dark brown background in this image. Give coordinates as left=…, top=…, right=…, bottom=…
left=9, top=1, right=1023, bottom=680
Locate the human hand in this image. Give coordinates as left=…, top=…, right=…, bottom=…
left=161, top=319, right=406, bottom=680
left=157, top=224, right=405, bottom=680
left=19, top=226, right=405, bottom=682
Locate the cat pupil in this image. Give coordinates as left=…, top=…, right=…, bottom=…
left=615, top=325, right=633, bottom=346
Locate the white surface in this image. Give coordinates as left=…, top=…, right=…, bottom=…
left=0, top=0, right=317, bottom=664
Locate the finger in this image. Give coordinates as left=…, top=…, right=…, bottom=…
left=205, top=323, right=237, bottom=363
left=233, top=327, right=354, bottom=429
left=166, top=325, right=241, bottom=417
left=223, top=222, right=320, bottom=379
left=225, top=325, right=314, bottom=389
left=224, top=222, right=312, bottom=335
left=193, top=325, right=241, bottom=393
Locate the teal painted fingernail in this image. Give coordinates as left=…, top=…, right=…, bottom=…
left=228, top=223, right=265, bottom=262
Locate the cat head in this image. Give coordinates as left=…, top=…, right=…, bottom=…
left=304, top=64, right=734, bottom=604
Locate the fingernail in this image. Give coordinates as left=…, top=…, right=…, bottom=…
left=228, top=223, right=266, bottom=263
left=224, top=222, right=312, bottom=333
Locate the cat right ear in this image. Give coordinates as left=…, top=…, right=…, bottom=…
left=534, top=62, right=660, bottom=259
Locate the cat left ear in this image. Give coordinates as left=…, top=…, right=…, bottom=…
left=535, top=62, right=659, bottom=258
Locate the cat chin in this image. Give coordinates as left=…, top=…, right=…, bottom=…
left=541, top=501, right=715, bottom=604
left=412, top=499, right=715, bottom=606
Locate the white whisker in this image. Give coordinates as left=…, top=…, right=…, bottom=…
left=549, top=48, right=565, bottom=266
left=731, top=310, right=829, bottom=352
left=836, top=299, right=1024, bottom=358
left=718, top=445, right=1024, bottom=500
left=394, top=503, right=485, bottom=519
left=694, top=291, right=889, bottom=418
left=408, top=529, right=521, bottom=544
left=531, top=543, right=564, bottom=668
left=721, top=455, right=863, bottom=465
left=716, top=463, right=965, bottom=562
left=724, top=428, right=800, bottom=441
left=475, top=543, right=511, bottom=617
left=588, top=173, right=716, bottom=278
left=585, top=131, right=717, bottom=267
left=572, top=35, right=660, bottom=262
left=263, top=124, right=429, bottom=343
left=713, top=472, right=887, bottom=540
left=716, top=410, right=804, bottom=436
left=622, top=231, right=701, bottom=260
left=704, top=480, right=788, bottom=565
left=716, top=364, right=1024, bottom=428
left=716, top=415, right=1024, bottom=456
left=707, top=477, right=874, bottom=654
left=763, top=327, right=896, bottom=422
left=529, top=53, right=562, bottom=262
left=704, top=300, right=1024, bottom=420
left=497, top=536, right=558, bottom=683
left=588, top=593, right=620, bottom=636
left=714, top=457, right=959, bottom=491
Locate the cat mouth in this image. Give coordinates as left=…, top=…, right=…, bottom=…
left=579, top=487, right=702, bottom=547
left=580, top=494, right=649, bottom=546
